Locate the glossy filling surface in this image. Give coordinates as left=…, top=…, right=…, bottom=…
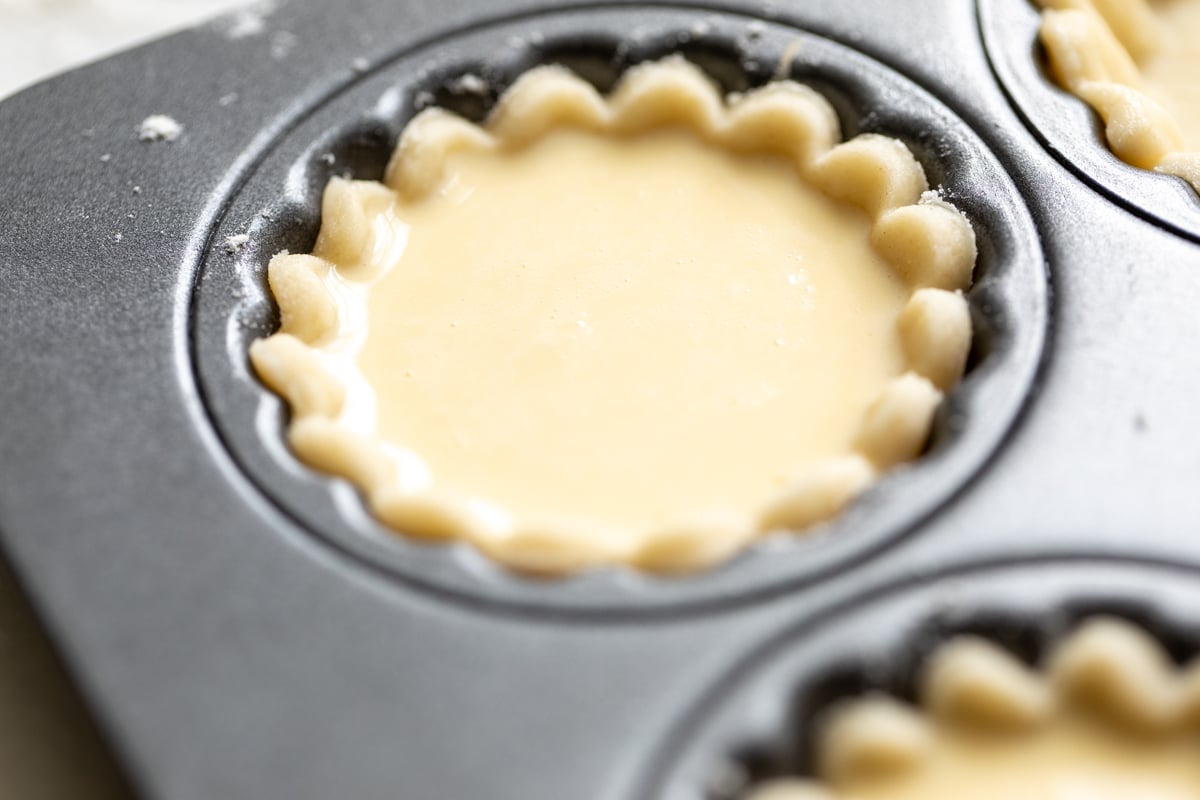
left=356, top=127, right=908, bottom=536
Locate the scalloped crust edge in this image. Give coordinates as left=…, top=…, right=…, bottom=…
left=1036, top=0, right=1200, bottom=193
left=746, top=616, right=1200, bottom=799
left=249, top=57, right=977, bottom=575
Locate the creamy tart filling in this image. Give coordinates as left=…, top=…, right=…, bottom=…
left=360, top=128, right=909, bottom=539
left=249, top=58, right=976, bottom=575
left=1038, top=0, right=1200, bottom=192
left=749, top=618, right=1200, bottom=800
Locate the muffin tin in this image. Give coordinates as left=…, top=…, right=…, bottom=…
left=1, top=0, right=1199, bottom=798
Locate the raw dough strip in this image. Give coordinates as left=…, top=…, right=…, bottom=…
left=746, top=616, right=1200, bottom=799
left=250, top=57, right=977, bottom=575
left=1036, top=0, right=1200, bottom=193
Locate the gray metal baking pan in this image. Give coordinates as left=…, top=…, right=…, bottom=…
left=2, top=0, right=1200, bottom=798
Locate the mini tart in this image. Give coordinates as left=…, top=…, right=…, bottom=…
left=747, top=617, right=1200, bottom=800
left=1037, top=0, right=1200, bottom=193
left=249, top=57, right=976, bottom=576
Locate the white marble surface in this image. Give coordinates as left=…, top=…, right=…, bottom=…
left=0, top=0, right=248, bottom=98
left=1, top=3, right=250, bottom=795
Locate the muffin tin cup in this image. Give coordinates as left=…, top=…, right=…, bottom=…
left=637, top=556, right=1200, bottom=800
left=192, top=6, right=1047, bottom=614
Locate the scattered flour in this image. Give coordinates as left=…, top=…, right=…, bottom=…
left=220, top=0, right=278, bottom=40
left=138, top=114, right=183, bottom=142
left=448, top=73, right=489, bottom=96
left=225, top=10, right=264, bottom=38
left=269, top=30, right=297, bottom=60
left=223, top=234, right=250, bottom=254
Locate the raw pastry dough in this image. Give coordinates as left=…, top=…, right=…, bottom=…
left=1038, top=0, right=1200, bottom=193
left=250, top=58, right=976, bottom=574
left=748, top=617, right=1200, bottom=800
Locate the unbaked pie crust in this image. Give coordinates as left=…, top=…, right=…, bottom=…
left=748, top=617, right=1200, bottom=800
left=1038, top=0, right=1200, bottom=193
left=249, top=57, right=976, bottom=575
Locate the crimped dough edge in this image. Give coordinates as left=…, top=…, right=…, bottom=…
left=249, top=57, right=977, bottom=576
left=747, top=616, right=1200, bottom=799
left=1036, top=0, right=1200, bottom=194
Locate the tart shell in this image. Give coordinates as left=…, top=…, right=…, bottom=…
left=250, top=58, right=977, bottom=575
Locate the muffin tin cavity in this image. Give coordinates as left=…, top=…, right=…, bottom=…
left=638, top=563, right=1200, bottom=800
left=979, top=0, right=1200, bottom=241
left=638, top=559, right=1200, bottom=800
left=191, top=8, right=1046, bottom=613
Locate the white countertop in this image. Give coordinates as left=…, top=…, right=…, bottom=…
left=0, top=0, right=248, bottom=99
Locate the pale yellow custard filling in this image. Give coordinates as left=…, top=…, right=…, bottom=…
left=358, top=127, right=908, bottom=536
left=1038, top=0, right=1200, bottom=191
left=820, top=716, right=1200, bottom=800
left=750, top=618, right=1200, bottom=800
left=249, top=58, right=976, bottom=574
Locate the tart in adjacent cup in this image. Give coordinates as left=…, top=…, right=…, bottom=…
left=749, top=617, right=1200, bottom=800
left=1037, top=0, right=1200, bottom=193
